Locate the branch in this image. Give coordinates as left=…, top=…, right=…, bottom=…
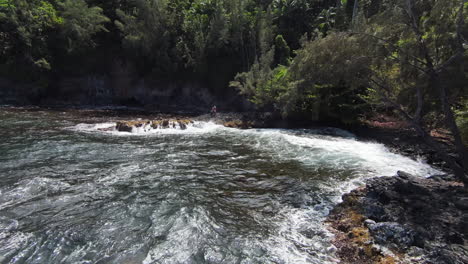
left=405, top=0, right=437, bottom=72
left=435, top=0, right=467, bottom=73
left=435, top=51, right=464, bottom=73
left=369, top=78, right=415, bottom=121
left=368, top=77, right=466, bottom=178
left=387, top=53, right=430, bottom=75
left=350, top=31, right=430, bottom=70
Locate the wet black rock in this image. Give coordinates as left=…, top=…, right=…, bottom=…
left=367, top=222, right=416, bottom=249
left=428, top=174, right=458, bottom=182
left=328, top=171, right=468, bottom=263
left=116, top=121, right=134, bottom=132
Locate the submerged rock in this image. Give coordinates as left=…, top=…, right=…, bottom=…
left=224, top=120, right=254, bottom=129
left=116, top=121, right=146, bottom=132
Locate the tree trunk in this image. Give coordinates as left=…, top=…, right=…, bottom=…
left=352, top=0, right=359, bottom=23
left=433, top=74, right=468, bottom=181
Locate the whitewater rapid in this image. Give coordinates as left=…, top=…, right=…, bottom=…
left=0, top=111, right=442, bottom=264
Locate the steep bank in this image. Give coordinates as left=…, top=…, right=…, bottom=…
left=0, top=77, right=254, bottom=112
left=327, top=171, right=467, bottom=264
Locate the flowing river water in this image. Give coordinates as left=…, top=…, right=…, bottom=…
left=0, top=108, right=441, bottom=264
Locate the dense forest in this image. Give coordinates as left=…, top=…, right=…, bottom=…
left=0, top=1, right=467, bottom=177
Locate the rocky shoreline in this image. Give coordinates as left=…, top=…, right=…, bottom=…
left=327, top=171, right=467, bottom=264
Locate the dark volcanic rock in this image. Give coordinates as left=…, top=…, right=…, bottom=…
left=428, top=174, right=458, bottom=182
left=116, top=121, right=135, bottom=132
left=327, top=171, right=468, bottom=264
left=367, top=222, right=416, bottom=249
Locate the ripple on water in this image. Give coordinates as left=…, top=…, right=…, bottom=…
left=0, top=111, right=442, bottom=264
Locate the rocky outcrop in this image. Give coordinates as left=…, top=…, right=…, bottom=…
left=115, top=119, right=194, bottom=132
left=327, top=172, right=468, bottom=264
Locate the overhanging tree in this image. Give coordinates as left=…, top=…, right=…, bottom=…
left=356, top=0, right=468, bottom=182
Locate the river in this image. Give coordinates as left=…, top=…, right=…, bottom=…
left=0, top=108, right=440, bottom=264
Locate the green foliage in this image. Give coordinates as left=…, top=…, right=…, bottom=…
left=274, top=34, right=291, bottom=66
left=233, top=32, right=370, bottom=122
left=0, top=0, right=340, bottom=86
left=272, top=0, right=337, bottom=49
left=60, top=0, right=109, bottom=52
left=1, top=0, right=465, bottom=134
left=0, top=0, right=110, bottom=80
left=235, top=0, right=467, bottom=125
left=0, top=0, right=62, bottom=79
left=115, top=0, right=176, bottom=74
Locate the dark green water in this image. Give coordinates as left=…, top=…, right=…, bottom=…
left=0, top=108, right=440, bottom=264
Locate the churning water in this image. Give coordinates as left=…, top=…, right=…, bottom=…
left=0, top=108, right=441, bottom=264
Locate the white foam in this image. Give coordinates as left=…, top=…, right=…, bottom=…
left=233, top=128, right=441, bottom=178
left=72, top=122, right=116, bottom=132
left=70, top=121, right=223, bottom=136
left=261, top=206, right=338, bottom=264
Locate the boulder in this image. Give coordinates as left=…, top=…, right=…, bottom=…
left=177, top=119, right=193, bottom=130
